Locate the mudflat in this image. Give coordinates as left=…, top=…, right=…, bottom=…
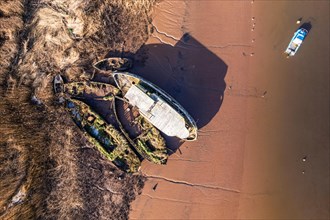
left=130, top=1, right=329, bottom=219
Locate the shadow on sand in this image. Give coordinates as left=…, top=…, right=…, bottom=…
left=113, top=34, right=228, bottom=154
left=299, top=21, right=312, bottom=32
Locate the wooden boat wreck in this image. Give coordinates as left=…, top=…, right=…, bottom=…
left=113, top=99, right=168, bottom=164
left=93, top=57, right=132, bottom=72
left=64, top=81, right=120, bottom=99
left=133, top=115, right=168, bottom=164
left=65, top=98, right=141, bottom=173
left=113, top=72, right=198, bottom=141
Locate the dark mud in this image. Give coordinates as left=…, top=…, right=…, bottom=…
left=0, top=0, right=153, bottom=219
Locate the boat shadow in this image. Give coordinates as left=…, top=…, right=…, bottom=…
left=122, top=33, right=228, bottom=154
left=298, top=21, right=312, bottom=32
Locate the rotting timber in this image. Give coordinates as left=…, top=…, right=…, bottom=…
left=58, top=77, right=169, bottom=170
left=93, top=57, right=133, bottom=72
left=134, top=116, right=168, bottom=164
left=64, top=81, right=120, bottom=99
left=113, top=98, right=168, bottom=164
left=65, top=98, right=141, bottom=173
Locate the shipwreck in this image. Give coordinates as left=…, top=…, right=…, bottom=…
left=54, top=63, right=198, bottom=172
left=113, top=72, right=198, bottom=141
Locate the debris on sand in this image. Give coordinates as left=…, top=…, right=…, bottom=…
left=296, top=18, right=302, bottom=24
left=152, top=183, right=158, bottom=191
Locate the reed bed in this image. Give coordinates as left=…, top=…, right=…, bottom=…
left=0, top=0, right=153, bottom=218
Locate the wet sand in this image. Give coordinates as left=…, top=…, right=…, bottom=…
left=130, top=1, right=329, bottom=219
left=239, top=1, right=329, bottom=219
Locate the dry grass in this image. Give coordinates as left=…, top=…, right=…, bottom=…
left=0, top=0, right=23, bottom=88
left=0, top=90, right=52, bottom=219
left=0, top=0, right=153, bottom=219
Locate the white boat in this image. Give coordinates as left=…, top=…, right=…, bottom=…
left=284, top=28, right=308, bottom=57
left=113, top=72, right=198, bottom=141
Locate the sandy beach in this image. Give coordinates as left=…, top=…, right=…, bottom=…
left=130, top=1, right=329, bottom=219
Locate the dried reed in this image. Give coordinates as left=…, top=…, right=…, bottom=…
left=1, top=0, right=153, bottom=218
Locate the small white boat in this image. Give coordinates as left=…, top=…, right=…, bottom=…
left=113, top=72, right=198, bottom=141
left=284, top=28, right=308, bottom=57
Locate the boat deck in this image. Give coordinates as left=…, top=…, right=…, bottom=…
left=124, top=84, right=190, bottom=139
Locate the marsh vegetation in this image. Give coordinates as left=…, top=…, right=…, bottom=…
left=0, top=0, right=154, bottom=218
